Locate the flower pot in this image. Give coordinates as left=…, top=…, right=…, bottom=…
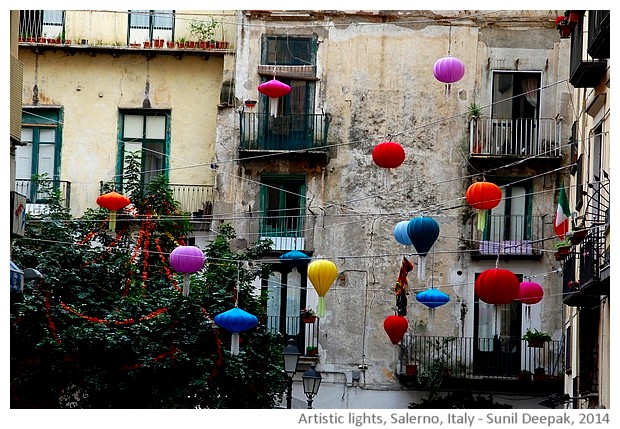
left=517, top=373, right=532, bottom=382
left=559, top=25, right=572, bottom=38
left=567, top=11, right=580, bottom=25
left=569, top=229, right=587, bottom=245
left=301, top=315, right=317, bottom=324
left=143, top=41, right=151, bottom=48
left=167, top=41, right=175, bottom=49
left=405, top=363, right=418, bottom=376
left=306, top=347, right=318, bottom=356
left=527, top=339, right=546, bottom=348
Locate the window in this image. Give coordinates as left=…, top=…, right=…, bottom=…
left=119, top=111, right=170, bottom=185
left=128, top=10, right=173, bottom=44
left=259, top=175, right=306, bottom=250
left=263, top=35, right=316, bottom=66
left=16, top=109, right=62, bottom=201
left=19, top=10, right=64, bottom=40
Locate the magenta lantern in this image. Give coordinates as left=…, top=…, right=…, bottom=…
left=372, top=141, right=406, bottom=168
left=383, top=315, right=408, bottom=345
left=517, top=281, right=544, bottom=305
left=170, top=245, right=205, bottom=296
left=475, top=268, right=520, bottom=305
left=258, top=78, right=291, bottom=117
left=433, top=55, right=465, bottom=97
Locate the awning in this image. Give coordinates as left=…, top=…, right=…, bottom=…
left=10, top=260, right=24, bottom=293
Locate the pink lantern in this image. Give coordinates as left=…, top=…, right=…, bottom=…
left=433, top=55, right=465, bottom=96
left=372, top=141, right=406, bottom=168
left=258, top=78, right=291, bottom=117
left=517, top=281, right=544, bottom=305
left=170, top=245, right=205, bottom=296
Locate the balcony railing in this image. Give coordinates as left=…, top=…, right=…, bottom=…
left=239, top=111, right=330, bottom=153
left=14, top=179, right=71, bottom=215
left=259, top=214, right=307, bottom=251
left=470, top=214, right=545, bottom=258
left=267, top=315, right=320, bottom=357
left=399, top=335, right=564, bottom=379
left=469, top=118, right=561, bottom=157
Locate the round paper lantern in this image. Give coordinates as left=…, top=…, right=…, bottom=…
left=96, top=191, right=130, bottom=230
left=433, top=55, right=465, bottom=97
left=258, top=78, right=291, bottom=117
left=407, top=217, right=440, bottom=279
left=466, top=181, right=502, bottom=231
left=517, top=281, right=544, bottom=305
left=214, top=307, right=259, bottom=355
left=394, top=220, right=413, bottom=245
left=307, top=259, right=338, bottom=318
left=372, top=141, right=405, bottom=168
left=475, top=268, right=520, bottom=305
left=384, top=315, right=408, bottom=345
left=170, top=245, right=205, bottom=296
left=279, top=250, right=311, bottom=267
left=416, top=288, right=450, bottom=309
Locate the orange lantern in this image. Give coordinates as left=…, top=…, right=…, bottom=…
left=466, top=181, right=502, bottom=231
left=96, top=191, right=130, bottom=230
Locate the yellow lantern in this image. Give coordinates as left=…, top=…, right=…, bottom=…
left=307, top=259, right=338, bottom=318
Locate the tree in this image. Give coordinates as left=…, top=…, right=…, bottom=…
left=11, top=157, right=287, bottom=408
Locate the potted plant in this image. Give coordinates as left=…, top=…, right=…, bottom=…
left=522, top=329, right=551, bottom=348
left=556, top=15, right=572, bottom=38
left=467, top=102, right=483, bottom=153
left=189, top=17, right=218, bottom=49
left=300, top=307, right=317, bottom=323
left=568, top=228, right=588, bottom=245
left=517, top=369, right=532, bottom=382
left=533, top=367, right=546, bottom=381
left=405, top=363, right=418, bottom=377
left=176, top=37, right=186, bottom=48
left=306, top=346, right=318, bottom=356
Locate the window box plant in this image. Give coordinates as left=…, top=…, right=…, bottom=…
left=522, top=329, right=551, bottom=348
left=517, top=369, right=532, bottom=382
left=300, top=307, right=316, bottom=323
left=306, top=346, right=318, bottom=356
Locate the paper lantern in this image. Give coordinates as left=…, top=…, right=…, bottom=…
left=466, top=181, right=502, bottom=231
left=517, top=281, right=544, bottom=305
left=258, top=78, right=291, bottom=117
left=307, top=259, right=338, bottom=318
left=383, top=315, right=408, bottom=345
left=170, top=245, right=205, bottom=296
left=394, top=220, right=413, bottom=245
left=416, top=288, right=450, bottom=330
left=279, top=250, right=311, bottom=267
left=372, top=141, right=405, bottom=168
left=406, top=217, right=440, bottom=279
left=475, top=268, right=520, bottom=305
left=433, top=55, right=465, bottom=97
left=96, top=191, right=130, bottom=231
left=214, top=307, right=259, bottom=355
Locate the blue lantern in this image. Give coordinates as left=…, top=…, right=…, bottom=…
left=394, top=220, right=413, bottom=245
left=416, top=288, right=449, bottom=331
left=406, top=217, right=440, bottom=279
left=214, top=307, right=259, bottom=355
left=279, top=250, right=311, bottom=267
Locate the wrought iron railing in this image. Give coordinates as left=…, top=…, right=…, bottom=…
left=469, top=118, right=561, bottom=157
left=399, top=335, right=564, bottom=379
left=14, top=179, right=71, bottom=215
left=470, top=214, right=545, bottom=257
left=239, top=111, right=330, bottom=152
left=267, top=315, right=320, bottom=357
left=259, top=214, right=307, bottom=251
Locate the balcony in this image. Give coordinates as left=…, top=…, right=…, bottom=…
left=587, top=10, right=610, bottom=60
left=569, top=12, right=607, bottom=88
left=14, top=179, right=71, bottom=215
left=267, top=315, right=320, bottom=359
left=238, top=111, right=330, bottom=161
left=399, top=335, right=564, bottom=394
left=469, top=214, right=545, bottom=259
left=469, top=118, right=562, bottom=169
left=259, top=214, right=307, bottom=251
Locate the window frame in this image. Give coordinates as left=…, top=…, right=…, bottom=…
left=128, top=10, right=174, bottom=44
left=259, top=174, right=307, bottom=238
left=483, top=179, right=533, bottom=242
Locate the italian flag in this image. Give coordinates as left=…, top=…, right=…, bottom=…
left=554, top=182, right=571, bottom=239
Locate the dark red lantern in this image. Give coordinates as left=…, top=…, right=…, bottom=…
left=516, top=281, right=544, bottom=305
left=96, top=191, right=131, bottom=230
left=383, top=315, right=408, bottom=345
left=257, top=78, right=291, bottom=117
left=372, top=141, right=405, bottom=168
left=466, top=181, right=502, bottom=231
left=475, top=268, right=520, bottom=305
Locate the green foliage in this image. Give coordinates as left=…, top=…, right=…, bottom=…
left=189, top=17, right=218, bottom=42
left=521, top=329, right=551, bottom=342
left=409, top=391, right=513, bottom=409
left=11, top=168, right=287, bottom=408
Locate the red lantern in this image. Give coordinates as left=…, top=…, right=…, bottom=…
left=516, top=281, right=544, bottom=305
left=96, top=191, right=130, bottom=230
left=383, top=315, right=408, bottom=345
left=372, top=141, right=405, bottom=168
left=475, top=268, right=520, bottom=305
left=257, top=78, right=291, bottom=117
left=466, top=181, right=502, bottom=231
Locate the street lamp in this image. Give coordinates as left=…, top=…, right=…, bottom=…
left=301, top=363, right=322, bottom=409
left=282, top=337, right=300, bottom=409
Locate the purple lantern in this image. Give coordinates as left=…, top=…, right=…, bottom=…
left=258, top=78, right=291, bottom=117
left=433, top=55, right=465, bottom=97
left=214, top=307, right=259, bottom=355
left=170, top=245, right=205, bottom=297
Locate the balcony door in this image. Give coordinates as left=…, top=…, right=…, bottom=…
left=491, top=72, right=541, bottom=155
left=128, top=10, right=173, bottom=45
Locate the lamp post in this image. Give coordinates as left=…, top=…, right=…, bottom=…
left=282, top=337, right=300, bottom=409
left=301, top=363, right=322, bottom=409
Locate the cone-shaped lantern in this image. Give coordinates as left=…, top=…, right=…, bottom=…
left=214, top=307, right=259, bottom=355
left=307, top=259, right=338, bottom=318
left=394, top=220, right=413, bottom=245
left=372, top=141, right=405, bottom=169
left=466, top=181, right=502, bottom=231
left=406, top=217, right=440, bottom=279
left=433, top=55, right=465, bottom=97
left=279, top=250, right=311, bottom=268
left=169, top=245, right=205, bottom=296
left=96, top=191, right=130, bottom=231
left=384, top=315, right=408, bottom=345
left=416, top=288, right=450, bottom=330
left=258, top=78, right=291, bottom=117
